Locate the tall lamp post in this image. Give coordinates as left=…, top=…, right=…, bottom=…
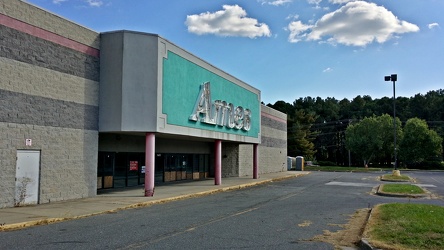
left=385, top=74, right=398, bottom=170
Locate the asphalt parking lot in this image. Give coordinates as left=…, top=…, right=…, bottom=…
left=1, top=170, right=443, bottom=249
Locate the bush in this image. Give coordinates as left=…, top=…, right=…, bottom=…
left=423, top=161, right=444, bottom=170
left=315, top=160, right=337, bottom=166
left=405, top=160, right=444, bottom=170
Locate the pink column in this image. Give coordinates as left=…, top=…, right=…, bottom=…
left=253, top=144, right=258, bottom=179
left=214, top=140, right=222, bottom=185
left=144, top=133, right=155, bottom=196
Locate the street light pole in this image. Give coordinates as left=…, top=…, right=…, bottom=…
left=385, top=74, right=398, bottom=170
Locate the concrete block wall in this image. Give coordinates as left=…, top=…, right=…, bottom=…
left=238, top=144, right=254, bottom=177
left=237, top=105, right=287, bottom=177
left=240, top=105, right=287, bottom=176
left=258, top=105, right=287, bottom=174
left=0, top=1, right=287, bottom=206
left=0, top=0, right=100, bottom=49
left=0, top=0, right=100, bottom=208
left=221, top=143, right=240, bottom=177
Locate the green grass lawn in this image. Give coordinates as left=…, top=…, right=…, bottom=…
left=380, top=184, right=425, bottom=194
left=303, top=165, right=383, bottom=172
left=381, top=174, right=411, bottom=181
left=367, top=203, right=444, bottom=250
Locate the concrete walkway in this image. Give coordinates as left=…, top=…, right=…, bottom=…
left=0, top=171, right=309, bottom=231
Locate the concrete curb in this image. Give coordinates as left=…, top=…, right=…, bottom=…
left=359, top=238, right=379, bottom=250
left=363, top=182, right=432, bottom=250
left=376, top=184, right=430, bottom=198
left=379, top=174, right=414, bottom=183
left=0, top=173, right=308, bottom=231
left=359, top=208, right=382, bottom=250
left=379, top=178, right=411, bottom=182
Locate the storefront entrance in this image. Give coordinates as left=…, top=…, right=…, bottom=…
left=97, top=152, right=210, bottom=189
left=162, top=154, right=210, bottom=182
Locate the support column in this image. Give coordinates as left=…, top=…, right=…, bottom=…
left=144, top=133, right=155, bottom=197
left=253, top=143, right=258, bottom=179
left=214, top=139, right=222, bottom=185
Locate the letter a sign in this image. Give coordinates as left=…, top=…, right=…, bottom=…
left=189, top=82, right=251, bottom=131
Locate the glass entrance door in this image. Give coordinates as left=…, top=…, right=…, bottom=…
left=98, top=152, right=211, bottom=188
left=162, top=153, right=209, bottom=182
left=97, top=152, right=115, bottom=189
left=155, top=154, right=164, bottom=183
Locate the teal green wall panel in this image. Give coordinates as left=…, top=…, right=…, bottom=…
left=162, top=51, right=259, bottom=138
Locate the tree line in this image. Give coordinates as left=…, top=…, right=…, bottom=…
left=267, top=89, right=444, bottom=168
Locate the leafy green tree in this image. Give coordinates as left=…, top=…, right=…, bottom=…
left=408, top=93, right=427, bottom=120
left=349, top=95, right=365, bottom=119
left=338, top=98, right=351, bottom=119
left=317, top=97, right=340, bottom=123
left=345, top=116, right=380, bottom=167
left=345, top=115, right=401, bottom=167
left=267, top=100, right=293, bottom=115
left=399, top=118, right=443, bottom=164
left=268, top=89, right=443, bottom=164
left=288, top=110, right=318, bottom=159
left=375, top=97, right=392, bottom=117
left=395, top=97, right=411, bottom=121
left=376, top=114, right=402, bottom=165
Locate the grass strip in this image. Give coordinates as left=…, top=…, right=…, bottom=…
left=304, top=166, right=382, bottom=172
left=368, top=203, right=444, bottom=250
left=380, top=184, right=425, bottom=194
left=381, top=174, right=411, bottom=181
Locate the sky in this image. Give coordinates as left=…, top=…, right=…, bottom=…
left=25, top=0, right=444, bottom=105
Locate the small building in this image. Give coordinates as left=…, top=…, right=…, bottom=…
left=0, top=0, right=287, bottom=208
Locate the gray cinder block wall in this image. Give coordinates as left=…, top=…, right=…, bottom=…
left=0, top=1, right=287, bottom=207
left=256, top=105, right=288, bottom=174
left=0, top=0, right=100, bottom=208
left=225, top=105, right=287, bottom=177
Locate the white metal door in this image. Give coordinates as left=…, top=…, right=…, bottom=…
left=15, top=150, right=40, bottom=206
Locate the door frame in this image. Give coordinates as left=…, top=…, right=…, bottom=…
left=15, top=150, right=41, bottom=206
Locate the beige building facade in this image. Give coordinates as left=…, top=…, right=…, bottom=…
left=0, top=0, right=287, bottom=208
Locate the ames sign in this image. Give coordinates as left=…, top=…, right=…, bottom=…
left=189, top=82, right=251, bottom=131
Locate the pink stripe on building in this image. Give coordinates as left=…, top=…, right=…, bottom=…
left=261, top=111, right=287, bottom=124
left=0, top=14, right=99, bottom=57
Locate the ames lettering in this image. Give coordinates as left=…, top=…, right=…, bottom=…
left=189, top=82, right=251, bottom=131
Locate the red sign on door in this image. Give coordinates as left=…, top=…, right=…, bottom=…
left=130, top=161, right=138, bottom=171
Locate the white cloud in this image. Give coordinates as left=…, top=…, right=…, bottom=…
left=323, top=67, right=333, bottom=73
left=308, top=0, right=322, bottom=5
left=185, top=5, right=271, bottom=38
left=52, top=0, right=67, bottom=4
left=288, top=21, right=313, bottom=43
left=308, top=0, right=322, bottom=9
left=428, top=23, right=439, bottom=29
left=259, top=0, right=293, bottom=6
left=288, top=1, right=419, bottom=46
left=329, top=0, right=355, bottom=4
left=286, top=14, right=300, bottom=20
left=86, top=0, right=103, bottom=7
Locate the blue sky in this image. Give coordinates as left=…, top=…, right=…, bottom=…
left=26, top=0, right=443, bottom=105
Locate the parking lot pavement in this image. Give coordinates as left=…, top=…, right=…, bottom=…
left=0, top=171, right=309, bottom=231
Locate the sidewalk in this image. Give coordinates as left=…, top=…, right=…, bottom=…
left=0, top=171, right=309, bottom=231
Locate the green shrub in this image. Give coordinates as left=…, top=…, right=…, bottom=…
left=316, top=160, right=337, bottom=166
left=406, top=160, right=444, bottom=170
